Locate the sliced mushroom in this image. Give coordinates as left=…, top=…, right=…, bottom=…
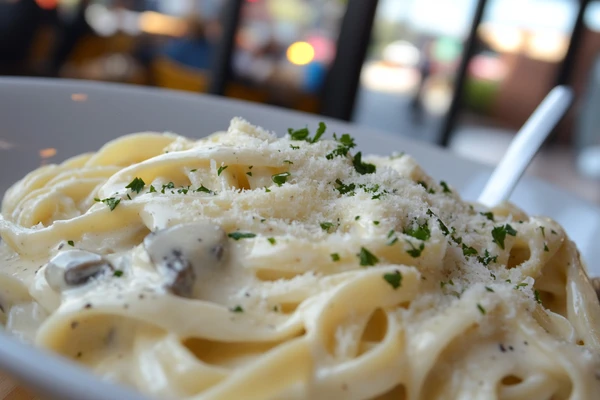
left=45, top=250, right=113, bottom=292
left=143, top=221, right=228, bottom=298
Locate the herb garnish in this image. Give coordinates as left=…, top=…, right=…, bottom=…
left=161, top=182, right=174, bottom=194
left=373, top=221, right=380, bottom=225
left=477, top=249, right=498, bottom=266
left=94, top=197, right=120, bottom=211
left=267, top=237, right=276, bottom=245
left=485, top=286, right=494, bottom=292
left=540, top=226, right=545, bottom=237
left=404, top=221, right=431, bottom=241
left=283, top=160, right=293, bottom=164
left=417, top=181, right=428, bottom=189
left=217, top=165, right=228, bottom=176
left=246, top=171, right=253, bottom=177
left=196, top=185, right=213, bottom=194
left=534, top=290, right=542, bottom=304
left=149, top=185, right=157, bottom=193
left=227, top=232, right=257, bottom=240
left=311, top=122, right=326, bottom=143
left=331, top=253, right=340, bottom=262
left=272, top=172, right=290, bottom=186
left=125, top=177, right=145, bottom=193
left=440, top=181, right=452, bottom=193
left=113, top=270, right=123, bottom=277
left=480, top=212, right=494, bottom=221
left=491, top=224, right=517, bottom=249
left=544, top=243, right=549, bottom=252
left=230, top=305, right=244, bottom=313
left=358, top=247, right=379, bottom=266
left=352, top=152, right=376, bottom=175
left=288, top=127, right=309, bottom=141
left=334, top=179, right=356, bottom=195
left=320, top=222, right=335, bottom=232
left=326, top=133, right=356, bottom=160
left=462, top=244, right=478, bottom=256
left=551, top=229, right=557, bottom=235
left=383, top=270, right=403, bottom=289
left=290, top=144, right=300, bottom=150
left=190, top=169, right=197, bottom=172
left=67, top=240, right=74, bottom=246
left=355, top=215, right=360, bottom=220
left=477, top=304, right=486, bottom=315
left=405, top=240, right=425, bottom=258
left=515, top=283, right=528, bottom=290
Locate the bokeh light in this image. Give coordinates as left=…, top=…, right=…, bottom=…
left=287, top=41, right=315, bottom=66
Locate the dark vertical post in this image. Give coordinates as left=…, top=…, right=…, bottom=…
left=556, top=0, right=590, bottom=86
left=208, top=0, right=243, bottom=95
left=320, top=0, right=379, bottom=121
left=438, top=0, right=489, bottom=147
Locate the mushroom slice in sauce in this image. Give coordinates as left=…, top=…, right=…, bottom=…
left=143, top=222, right=228, bottom=298
left=45, top=250, right=113, bottom=292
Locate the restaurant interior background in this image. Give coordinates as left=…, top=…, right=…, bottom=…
left=1, top=0, right=600, bottom=204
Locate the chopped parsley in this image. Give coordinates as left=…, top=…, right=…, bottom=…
left=230, top=305, right=244, bottom=313
left=177, top=187, right=189, bottom=194
left=67, top=240, right=74, bottom=246
left=125, top=177, right=145, bottom=193
left=126, top=193, right=132, bottom=200
left=544, top=243, right=549, bottom=252
left=417, top=181, right=428, bottom=189
left=246, top=171, right=253, bottom=177
left=551, top=229, right=557, bottom=235
left=330, top=253, right=340, bottom=262
left=227, top=232, right=257, bottom=240
left=373, top=221, right=380, bottom=225
left=534, top=289, right=542, bottom=304
left=288, top=127, right=309, bottom=141
left=264, top=187, right=271, bottom=192
left=149, top=185, right=157, bottom=193
left=320, top=222, right=335, bottom=231
left=480, top=212, right=494, bottom=221
left=271, top=172, right=290, bottom=186
left=358, top=247, right=379, bottom=267
left=403, top=221, right=431, bottom=241
left=540, top=226, right=545, bottom=237
left=113, top=270, right=123, bottom=277
left=462, top=244, right=478, bottom=256
left=383, top=270, right=403, bottom=289
left=290, top=144, right=300, bottom=150
left=190, top=168, right=197, bottom=172
left=283, top=160, right=293, bottom=164
left=94, top=197, right=120, bottom=211
left=485, top=286, right=494, bottom=292
left=217, top=165, right=228, bottom=176
left=334, top=179, right=356, bottom=195
left=161, top=182, right=175, bottom=194
left=491, top=224, right=517, bottom=249
left=477, top=249, right=498, bottom=266
left=355, top=215, right=360, bottom=220
left=326, top=133, right=356, bottom=160
left=352, top=152, right=376, bottom=175
left=405, top=240, right=425, bottom=258
left=310, top=122, right=327, bottom=143
left=437, top=219, right=450, bottom=236
left=440, top=181, right=452, bottom=193
left=515, top=283, right=528, bottom=290
left=477, top=304, right=486, bottom=315
left=196, top=185, right=213, bottom=194
left=267, top=237, right=276, bottom=245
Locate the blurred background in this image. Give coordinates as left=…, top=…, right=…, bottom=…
left=1, top=0, right=600, bottom=204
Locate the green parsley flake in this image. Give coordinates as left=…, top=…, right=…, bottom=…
left=113, top=270, right=123, bottom=277
left=290, top=144, right=300, bottom=150
left=246, top=171, right=253, bottom=177
left=355, top=215, right=360, bottom=220
left=161, top=182, right=175, bottom=194
left=440, top=181, right=452, bottom=193
left=477, top=304, right=486, bottom=315
left=551, top=229, right=557, bottom=235
left=177, top=187, right=189, bottom=194
left=480, top=211, right=494, bottom=221
left=417, top=181, right=428, bottom=189
left=405, top=240, right=425, bottom=258
left=94, top=197, right=121, bottom=211
left=404, top=221, right=431, bottom=241
left=330, top=253, right=340, bottom=262
left=126, top=193, right=132, bottom=200
left=352, top=152, right=376, bottom=175
left=477, top=249, right=498, bottom=266
left=334, top=179, right=356, bottom=195
left=283, top=160, right=293, bottom=164
left=288, top=127, right=309, bottom=141
left=485, top=286, right=494, bottom=292
left=320, top=222, right=335, bottom=231
left=190, top=169, right=197, bottom=172
left=149, top=185, right=157, bottom=193
left=544, top=243, right=549, bottom=252
left=462, top=244, right=478, bottom=256
left=383, top=270, right=403, bottom=289
left=267, top=237, right=276, bottom=245
left=534, top=290, right=542, bottom=304
left=227, top=232, right=257, bottom=241
left=67, top=240, right=74, bottom=246
left=540, top=226, right=546, bottom=237
left=264, top=187, right=271, bottom=192
left=358, top=247, right=379, bottom=267
left=125, top=177, right=145, bottom=193
left=196, top=185, right=213, bottom=194
left=515, top=283, right=528, bottom=289
left=311, top=122, right=327, bottom=143
left=272, top=172, right=290, bottom=186
left=326, top=133, right=356, bottom=160
left=217, top=165, right=228, bottom=176
left=491, top=224, right=517, bottom=249
left=230, top=305, right=244, bottom=313
left=373, top=221, right=380, bottom=225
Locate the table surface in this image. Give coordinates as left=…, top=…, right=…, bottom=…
left=0, top=373, right=35, bottom=399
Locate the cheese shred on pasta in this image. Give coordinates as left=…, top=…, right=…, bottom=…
left=1, top=118, right=599, bottom=400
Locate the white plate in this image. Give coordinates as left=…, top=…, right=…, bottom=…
left=0, top=77, right=598, bottom=400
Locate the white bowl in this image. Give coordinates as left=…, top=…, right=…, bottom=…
left=0, top=77, right=598, bottom=400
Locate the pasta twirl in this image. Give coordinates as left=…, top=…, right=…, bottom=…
left=1, top=118, right=599, bottom=400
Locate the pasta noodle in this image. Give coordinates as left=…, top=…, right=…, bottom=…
left=1, top=118, right=599, bottom=400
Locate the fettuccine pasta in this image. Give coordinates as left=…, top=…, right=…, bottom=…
left=0, top=118, right=599, bottom=399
